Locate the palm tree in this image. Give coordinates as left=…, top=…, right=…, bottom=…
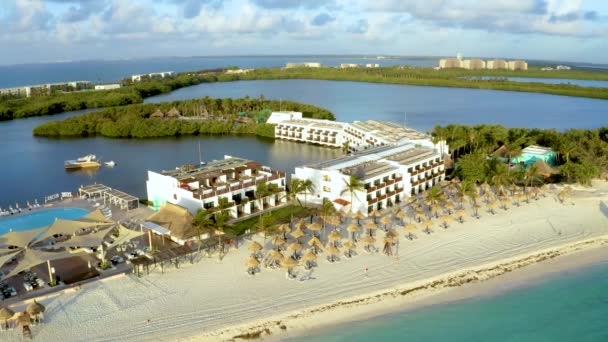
left=319, top=198, right=336, bottom=238
left=253, top=213, right=275, bottom=241
left=340, top=175, right=365, bottom=213
left=193, top=209, right=213, bottom=254
left=524, top=165, right=543, bottom=202
left=214, top=211, right=230, bottom=260
left=455, top=181, right=475, bottom=209
left=425, top=185, right=445, bottom=206
left=255, top=181, right=270, bottom=211
left=288, top=178, right=304, bottom=206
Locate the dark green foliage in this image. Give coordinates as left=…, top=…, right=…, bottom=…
left=32, top=97, right=333, bottom=139
left=438, top=124, right=608, bottom=186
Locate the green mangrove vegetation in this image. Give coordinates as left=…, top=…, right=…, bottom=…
left=32, top=97, right=334, bottom=139
left=3, top=65, right=608, bottom=121
left=433, top=124, right=608, bottom=185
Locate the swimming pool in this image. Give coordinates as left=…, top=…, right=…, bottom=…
left=0, top=207, right=90, bottom=235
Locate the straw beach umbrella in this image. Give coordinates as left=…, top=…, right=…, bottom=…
left=472, top=203, right=482, bottom=218
left=277, top=224, right=291, bottom=239
left=324, top=216, right=341, bottom=230
left=444, top=202, right=455, bottom=215
left=246, top=256, right=260, bottom=275
left=290, top=228, right=305, bottom=242
left=404, top=223, right=417, bottom=240
left=287, top=242, right=303, bottom=259
left=306, top=223, right=322, bottom=237
left=0, top=307, right=15, bottom=330
left=396, top=210, right=408, bottom=224
left=347, top=223, right=360, bottom=241
left=414, top=208, right=425, bottom=223
left=455, top=209, right=467, bottom=223
left=327, top=230, right=342, bottom=246
left=307, top=236, right=323, bottom=254
left=422, top=220, right=433, bottom=234
left=271, top=235, right=286, bottom=251
left=380, top=216, right=393, bottom=230
left=361, top=235, right=376, bottom=252
left=293, top=218, right=305, bottom=230
left=269, top=250, right=284, bottom=267
left=364, top=220, right=378, bottom=236
left=326, top=245, right=340, bottom=262
left=302, top=249, right=317, bottom=269
left=343, top=240, right=356, bottom=258
left=440, top=215, right=453, bottom=228
left=248, top=241, right=263, bottom=254
left=487, top=200, right=498, bottom=215
left=499, top=197, right=510, bottom=210
left=369, top=209, right=382, bottom=223
left=17, top=312, right=30, bottom=328
left=281, top=256, right=298, bottom=278
left=351, top=211, right=366, bottom=225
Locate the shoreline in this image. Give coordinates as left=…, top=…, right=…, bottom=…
left=197, top=236, right=608, bottom=341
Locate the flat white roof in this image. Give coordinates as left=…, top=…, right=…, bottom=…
left=307, top=143, right=421, bottom=171
left=522, top=145, right=554, bottom=155
left=143, top=221, right=171, bottom=235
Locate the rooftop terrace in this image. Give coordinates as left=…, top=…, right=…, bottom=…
left=350, top=120, right=428, bottom=142
left=162, top=157, right=259, bottom=181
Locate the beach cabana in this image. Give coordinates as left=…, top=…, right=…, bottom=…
left=26, top=301, right=45, bottom=324
left=150, top=109, right=165, bottom=118
left=166, top=107, right=182, bottom=118
left=146, top=203, right=196, bottom=245
left=0, top=307, right=15, bottom=331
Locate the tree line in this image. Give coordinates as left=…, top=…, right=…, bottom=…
left=433, top=124, right=608, bottom=186
left=4, top=65, right=607, bottom=122
left=32, top=97, right=334, bottom=139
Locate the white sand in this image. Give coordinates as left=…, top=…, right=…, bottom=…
left=3, top=181, right=608, bottom=342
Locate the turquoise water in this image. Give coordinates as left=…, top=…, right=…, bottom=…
left=292, top=261, right=608, bottom=342
left=0, top=207, right=89, bottom=234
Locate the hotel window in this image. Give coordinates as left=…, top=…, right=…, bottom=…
left=374, top=180, right=380, bottom=186
left=364, top=183, right=370, bottom=189
left=323, top=186, right=331, bottom=192
left=323, top=175, right=331, bottom=182
left=383, top=176, right=389, bottom=183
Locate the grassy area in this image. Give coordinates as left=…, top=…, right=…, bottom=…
left=229, top=205, right=314, bottom=236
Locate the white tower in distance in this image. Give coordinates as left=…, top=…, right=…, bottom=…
left=456, top=52, right=463, bottom=61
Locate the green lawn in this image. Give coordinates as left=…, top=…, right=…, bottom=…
left=229, top=205, right=314, bottom=236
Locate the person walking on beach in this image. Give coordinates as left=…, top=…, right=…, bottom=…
left=365, top=267, right=368, bottom=277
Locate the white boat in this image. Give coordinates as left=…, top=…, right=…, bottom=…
left=104, top=161, right=117, bottom=167
left=65, top=154, right=101, bottom=169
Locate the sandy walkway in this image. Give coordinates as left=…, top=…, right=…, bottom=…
left=3, top=182, right=607, bottom=342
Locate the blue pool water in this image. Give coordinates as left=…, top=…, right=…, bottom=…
left=0, top=207, right=89, bottom=234
left=291, top=260, right=608, bottom=342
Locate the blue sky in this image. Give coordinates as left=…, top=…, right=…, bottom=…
left=0, top=0, right=606, bottom=65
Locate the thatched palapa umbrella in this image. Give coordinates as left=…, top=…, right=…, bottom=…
left=363, top=220, right=378, bottom=236
left=327, top=230, right=342, bottom=246
left=440, top=215, right=453, bottom=228
left=277, top=224, right=291, bottom=239
left=293, top=218, right=305, bottom=230
left=472, top=203, right=482, bottom=218
left=302, top=249, right=317, bottom=269
left=369, top=209, right=382, bottom=223
left=326, top=245, right=340, bottom=262
left=455, top=209, right=467, bottom=223
left=487, top=200, right=498, bottom=215
left=382, top=236, right=395, bottom=256
left=351, top=211, right=366, bottom=225
left=246, top=256, right=260, bottom=274
left=422, top=220, right=433, bottom=234
left=307, top=236, right=323, bottom=254
left=269, top=250, right=284, bottom=267
left=396, top=210, right=408, bottom=224
left=444, top=202, right=455, bottom=215
left=306, top=223, right=322, bottom=237
left=281, top=256, right=298, bottom=278
left=499, top=197, right=510, bottom=210
left=17, top=311, right=31, bottom=327
left=361, top=235, right=376, bottom=252
left=287, top=242, right=303, bottom=259
left=380, top=215, right=393, bottom=230
left=290, top=228, right=305, bottom=241
left=271, top=235, right=286, bottom=251
left=324, top=216, right=341, bottom=230
left=404, top=223, right=417, bottom=240
left=343, top=240, right=356, bottom=258
left=248, top=241, right=263, bottom=255
left=347, top=223, right=360, bottom=241
left=0, top=306, right=15, bottom=330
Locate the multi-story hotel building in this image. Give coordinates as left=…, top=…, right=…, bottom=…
left=272, top=113, right=448, bottom=155
left=274, top=118, right=346, bottom=148
left=147, top=156, right=287, bottom=218
left=294, top=143, right=446, bottom=214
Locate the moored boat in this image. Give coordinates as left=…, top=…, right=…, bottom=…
left=64, top=154, right=101, bottom=169
left=104, top=161, right=116, bottom=167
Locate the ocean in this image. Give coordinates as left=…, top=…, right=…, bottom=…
left=291, top=260, right=608, bottom=341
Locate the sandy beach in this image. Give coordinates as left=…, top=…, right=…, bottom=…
left=2, top=181, right=607, bottom=342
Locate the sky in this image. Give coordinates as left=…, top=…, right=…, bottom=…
left=0, top=0, right=607, bottom=65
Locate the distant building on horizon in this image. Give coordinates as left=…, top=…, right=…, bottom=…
left=94, top=84, right=121, bottom=90
left=285, top=62, right=322, bottom=68
left=131, top=71, right=176, bottom=82
left=438, top=55, right=528, bottom=71
left=0, top=80, right=92, bottom=98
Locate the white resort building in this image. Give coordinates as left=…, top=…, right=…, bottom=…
left=294, top=143, right=446, bottom=214
left=270, top=112, right=448, bottom=154
left=146, top=156, right=287, bottom=219
left=131, top=71, right=176, bottom=82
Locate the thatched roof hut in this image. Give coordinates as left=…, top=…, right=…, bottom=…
left=166, top=107, right=181, bottom=118
left=150, top=109, right=165, bottom=118
left=26, top=300, right=45, bottom=315
left=146, top=203, right=196, bottom=241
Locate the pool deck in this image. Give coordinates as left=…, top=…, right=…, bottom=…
left=0, top=196, right=161, bottom=306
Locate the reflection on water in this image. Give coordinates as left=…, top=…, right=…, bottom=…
left=64, top=168, right=100, bottom=177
